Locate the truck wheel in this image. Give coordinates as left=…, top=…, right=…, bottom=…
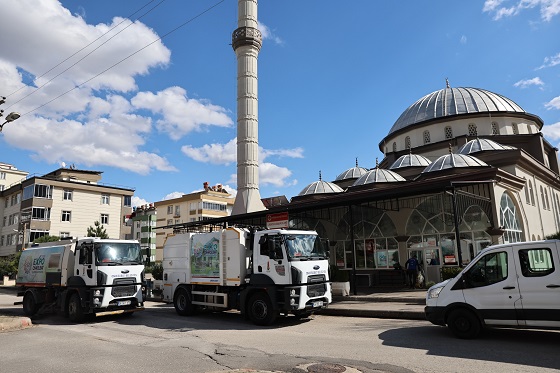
left=68, top=293, right=86, bottom=323
left=248, top=293, right=277, bottom=326
left=447, top=309, right=481, bottom=339
left=23, top=292, right=39, bottom=316
left=174, top=288, right=195, bottom=316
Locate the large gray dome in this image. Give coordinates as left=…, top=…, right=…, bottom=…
left=422, top=153, right=488, bottom=173
left=388, top=87, right=525, bottom=136
left=298, top=180, right=344, bottom=196
left=335, top=160, right=368, bottom=181
left=352, top=168, right=406, bottom=186
left=389, top=153, right=431, bottom=169
left=458, top=138, right=516, bottom=155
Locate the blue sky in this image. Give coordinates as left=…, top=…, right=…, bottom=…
left=1, top=0, right=559, bottom=207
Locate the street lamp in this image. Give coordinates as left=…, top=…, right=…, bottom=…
left=0, top=111, right=21, bottom=132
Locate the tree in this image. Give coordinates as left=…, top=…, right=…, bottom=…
left=0, top=252, right=21, bottom=279
left=87, top=221, right=109, bottom=238
left=33, top=235, right=61, bottom=243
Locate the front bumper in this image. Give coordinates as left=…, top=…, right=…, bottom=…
left=425, top=306, right=446, bottom=326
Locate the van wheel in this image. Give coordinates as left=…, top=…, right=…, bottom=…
left=174, top=288, right=196, bottom=316
left=23, top=292, right=39, bottom=316
left=248, top=293, right=277, bottom=326
left=447, top=309, right=481, bottom=339
left=68, top=293, right=85, bottom=323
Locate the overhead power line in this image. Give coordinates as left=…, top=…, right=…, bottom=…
left=5, top=0, right=166, bottom=111
left=22, top=0, right=225, bottom=118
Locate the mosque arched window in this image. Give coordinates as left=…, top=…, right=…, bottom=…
left=423, top=130, right=431, bottom=144
left=468, top=123, right=477, bottom=137
left=444, top=126, right=453, bottom=139
left=540, top=185, right=545, bottom=209
left=525, top=182, right=531, bottom=204
left=529, top=180, right=535, bottom=205
left=491, top=122, right=499, bottom=135
left=512, top=122, right=519, bottom=135
left=526, top=123, right=532, bottom=134
left=392, top=142, right=397, bottom=153
left=500, top=192, right=524, bottom=243
left=545, top=188, right=550, bottom=210
left=405, top=136, right=411, bottom=149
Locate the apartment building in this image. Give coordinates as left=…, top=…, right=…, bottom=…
left=0, top=166, right=134, bottom=256
left=154, top=182, right=233, bottom=261
left=0, top=163, right=28, bottom=192
left=129, top=203, right=157, bottom=264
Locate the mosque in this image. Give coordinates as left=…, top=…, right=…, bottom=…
left=205, top=81, right=560, bottom=287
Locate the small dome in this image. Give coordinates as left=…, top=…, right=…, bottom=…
left=422, top=153, right=488, bottom=173
left=335, top=159, right=368, bottom=181
left=389, top=154, right=432, bottom=169
left=298, top=172, right=344, bottom=196
left=458, top=138, right=516, bottom=155
left=388, top=87, right=525, bottom=136
left=352, top=168, right=406, bottom=186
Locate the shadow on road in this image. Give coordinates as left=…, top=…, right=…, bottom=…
left=379, top=325, right=560, bottom=370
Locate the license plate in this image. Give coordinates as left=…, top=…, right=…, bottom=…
left=312, top=301, right=324, bottom=308
left=117, top=300, right=131, bottom=306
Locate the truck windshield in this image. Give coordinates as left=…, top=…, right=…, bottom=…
left=95, top=243, right=143, bottom=265
left=285, top=234, right=327, bottom=260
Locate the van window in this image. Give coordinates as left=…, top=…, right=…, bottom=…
left=519, top=248, right=554, bottom=277
left=465, top=251, right=508, bottom=288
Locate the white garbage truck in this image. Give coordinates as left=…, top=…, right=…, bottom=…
left=162, top=226, right=332, bottom=325
left=15, top=237, right=145, bottom=322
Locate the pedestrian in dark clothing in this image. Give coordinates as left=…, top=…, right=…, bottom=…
left=405, top=255, right=419, bottom=289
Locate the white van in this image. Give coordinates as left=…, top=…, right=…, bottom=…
left=425, top=240, right=560, bottom=338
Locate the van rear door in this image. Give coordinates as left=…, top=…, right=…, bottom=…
left=513, top=242, right=560, bottom=328
left=461, top=246, right=522, bottom=327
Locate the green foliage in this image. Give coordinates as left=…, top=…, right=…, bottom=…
left=545, top=232, right=560, bottom=240
left=329, top=264, right=349, bottom=282
left=33, top=235, right=61, bottom=243
left=146, top=262, right=163, bottom=280
left=87, top=221, right=109, bottom=238
left=425, top=281, right=436, bottom=289
left=441, top=266, right=463, bottom=281
left=0, top=252, right=21, bottom=278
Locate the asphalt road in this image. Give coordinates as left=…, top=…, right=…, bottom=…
left=2, top=291, right=560, bottom=373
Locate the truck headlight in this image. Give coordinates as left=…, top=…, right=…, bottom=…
left=94, top=289, right=101, bottom=296
left=427, top=286, right=444, bottom=299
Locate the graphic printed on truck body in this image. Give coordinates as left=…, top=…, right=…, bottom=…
left=17, top=245, right=66, bottom=285
left=191, top=232, right=221, bottom=283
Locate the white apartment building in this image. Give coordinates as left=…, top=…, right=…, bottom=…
left=0, top=166, right=134, bottom=256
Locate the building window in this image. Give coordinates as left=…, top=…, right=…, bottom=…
left=529, top=181, right=535, bottom=205
left=512, top=122, right=518, bottom=135
left=544, top=188, right=550, bottom=210
left=32, top=207, right=51, bottom=221
left=60, top=232, right=70, bottom=238
left=525, top=183, right=531, bottom=204
left=405, top=136, right=411, bottom=150
left=0, top=235, right=4, bottom=246
left=101, top=214, right=109, bottom=225
left=124, top=196, right=131, bottom=207
left=392, top=142, right=397, bottom=152
left=444, top=126, right=453, bottom=139
left=423, top=130, right=431, bottom=144
left=63, top=189, right=73, bottom=201
left=62, top=211, right=71, bottom=222
left=0, top=185, right=4, bottom=192
left=540, top=186, right=545, bottom=209
left=23, top=184, right=53, bottom=200
left=0, top=172, right=5, bottom=179
left=202, top=202, right=227, bottom=211
left=101, top=194, right=110, bottom=205
left=136, top=221, right=140, bottom=229
left=167, top=219, right=173, bottom=225
left=167, top=205, right=173, bottom=215
left=175, top=205, right=181, bottom=216
left=500, top=192, right=524, bottom=243
left=4, top=198, right=7, bottom=208
left=491, top=122, right=499, bottom=135
left=468, top=123, right=477, bottom=136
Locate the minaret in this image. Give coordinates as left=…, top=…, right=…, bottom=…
left=231, top=0, right=266, bottom=214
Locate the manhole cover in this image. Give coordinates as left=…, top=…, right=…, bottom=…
left=307, top=364, right=347, bottom=373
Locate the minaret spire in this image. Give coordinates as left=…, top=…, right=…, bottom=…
left=231, top=0, right=266, bottom=214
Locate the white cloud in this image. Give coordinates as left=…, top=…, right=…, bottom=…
left=162, top=192, right=184, bottom=201
left=132, top=196, right=150, bottom=208
left=545, top=96, right=560, bottom=110
left=542, top=121, right=560, bottom=140
left=513, top=77, right=544, bottom=89
left=460, top=35, right=468, bottom=44
left=537, top=52, right=560, bottom=69
left=258, top=22, right=284, bottom=45
left=181, top=138, right=237, bottom=165
left=132, top=87, right=233, bottom=140
left=483, top=0, right=560, bottom=21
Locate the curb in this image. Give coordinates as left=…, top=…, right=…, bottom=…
left=318, top=308, right=426, bottom=320
left=0, top=316, right=32, bottom=332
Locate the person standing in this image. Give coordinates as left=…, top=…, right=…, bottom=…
left=405, top=255, right=420, bottom=289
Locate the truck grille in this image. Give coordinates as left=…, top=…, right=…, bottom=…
left=308, top=274, right=326, bottom=283
left=307, top=283, right=326, bottom=298
left=112, top=279, right=136, bottom=297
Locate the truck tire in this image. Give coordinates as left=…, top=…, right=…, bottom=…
left=68, top=293, right=86, bottom=323
left=174, top=288, right=196, bottom=316
left=447, top=309, right=481, bottom=339
left=23, top=292, right=39, bottom=316
left=248, top=293, right=277, bottom=326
